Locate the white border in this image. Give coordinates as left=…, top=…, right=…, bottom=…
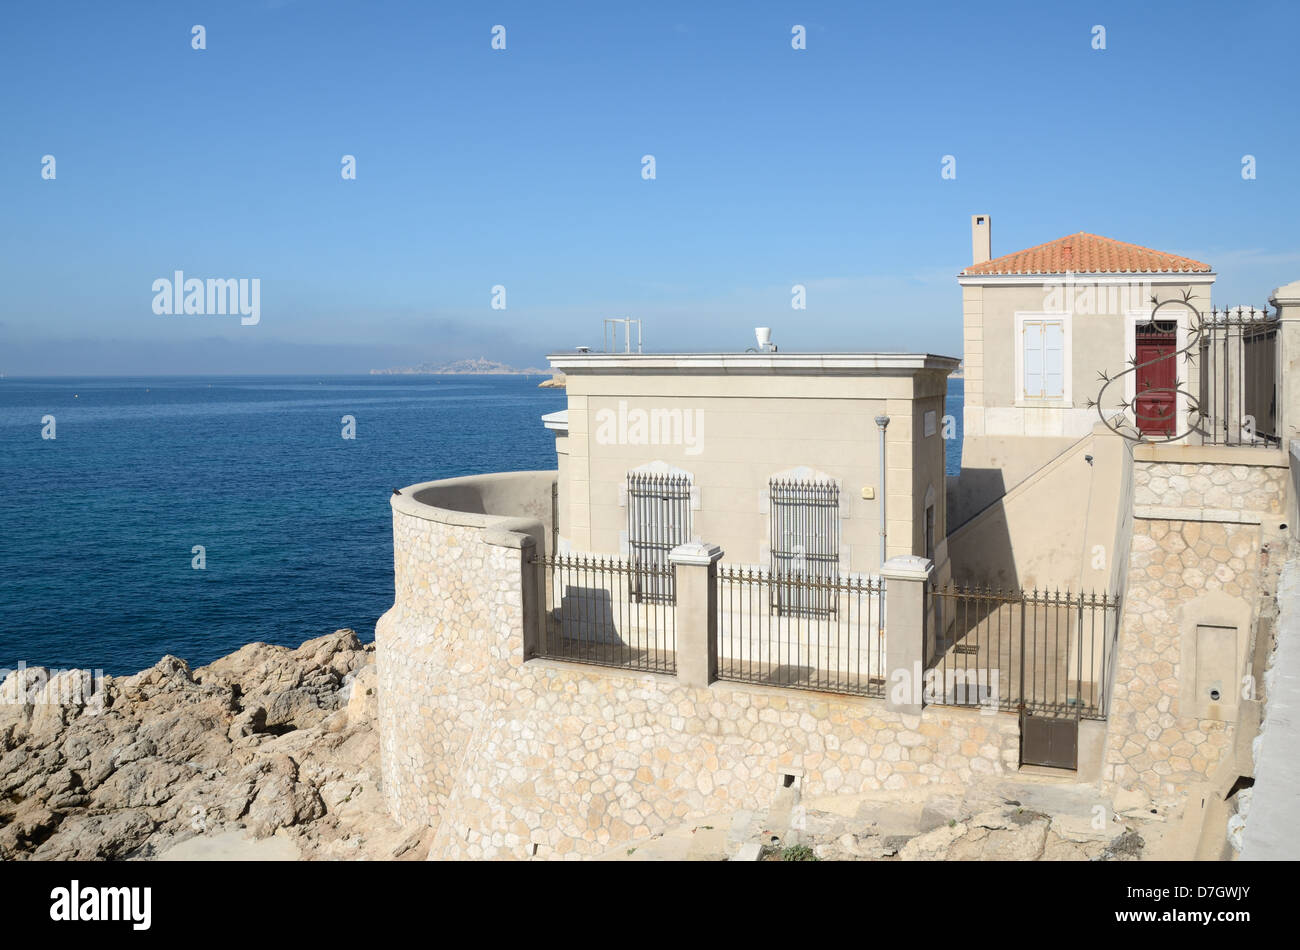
left=1124, top=309, right=1188, bottom=441
left=958, top=273, right=1216, bottom=287
left=1013, top=311, right=1072, bottom=407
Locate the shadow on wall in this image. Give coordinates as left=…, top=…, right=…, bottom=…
left=945, top=468, right=1019, bottom=590
left=557, top=588, right=618, bottom=642
left=945, top=430, right=1119, bottom=595
left=947, top=467, right=1009, bottom=533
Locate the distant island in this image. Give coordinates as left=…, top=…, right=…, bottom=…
left=369, top=357, right=550, bottom=376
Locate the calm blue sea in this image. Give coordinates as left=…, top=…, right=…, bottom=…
left=0, top=375, right=964, bottom=675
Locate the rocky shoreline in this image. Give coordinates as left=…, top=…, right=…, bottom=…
left=0, top=628, right=1210, bottom=863
left=0, top=630, right=431, bottom=861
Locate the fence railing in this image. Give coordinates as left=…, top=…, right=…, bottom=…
left=530, top=555, right=1127, bottom=717
left=1197, top=308, right=1279, bottom=446
left=533, top=554, right=676, bottom=674
left=717, top=566, right=885, bottom=696
left=926, top=584, right=1121, bottom=719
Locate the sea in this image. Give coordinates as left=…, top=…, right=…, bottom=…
left=0, top=375, right=964, bottom=675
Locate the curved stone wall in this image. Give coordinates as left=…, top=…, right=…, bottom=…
left=376, top=471, right=554, bottom=828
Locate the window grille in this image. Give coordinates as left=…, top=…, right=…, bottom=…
left=626, top=472, right=692, bottom=603
left=769, top=478, right=840, bottom=616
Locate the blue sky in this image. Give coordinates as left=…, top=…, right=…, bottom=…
left=2, top=0, right=1298, bottom=374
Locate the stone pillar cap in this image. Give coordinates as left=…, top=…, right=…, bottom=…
left=1270, top=278, right=1300, bottom=307
left=880, top=555, right=934, bottom=580
left=668, top=542, right=724, bottom=566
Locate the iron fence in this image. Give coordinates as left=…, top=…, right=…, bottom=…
left=1197, top=308, right=1279, bottom=446
left=926, top=584, right=1121, bottom=719
left=533, top=553, right=676, bottom=673
left=717, top=565, right=884, bottom=696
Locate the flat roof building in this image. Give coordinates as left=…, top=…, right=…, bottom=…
left=545, top=351, right=959, bottom=580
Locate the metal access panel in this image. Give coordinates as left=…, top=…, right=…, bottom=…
left=1020, top=709, right=1078, bottom=770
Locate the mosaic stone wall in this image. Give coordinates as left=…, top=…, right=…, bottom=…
left=1104, top=459, right=1285, bottom=802
left=376, top=508, right=527, bottom=828
left=377, top=496, right=1020, bottom=860
left=1133, top=462, right=1287, bottom=516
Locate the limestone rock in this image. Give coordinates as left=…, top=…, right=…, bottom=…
left=0, top=630, right=414, bottom=861
left=900, top=821, right=967, bottom=860
left=1112, top=786, right=1151, bottom=818
left=969, top=808, right=1013, bottom=831
left=1050, top=813, right=1112, bottom=843
left=241, top=754, right=325, bottom=836
left=979, top=816, right=1050, bottom=860
left=344, top=665, right=378, bottom=723
left=919, top=795, right=965, bottom=832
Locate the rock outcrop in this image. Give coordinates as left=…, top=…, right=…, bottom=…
left=0, top=630, right=430, bottom=861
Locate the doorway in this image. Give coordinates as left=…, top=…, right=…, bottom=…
left=1135, top=321, right=1178, bottom=436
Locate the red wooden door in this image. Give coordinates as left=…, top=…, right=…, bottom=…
left=1135, top=331, right=1177, bottom=436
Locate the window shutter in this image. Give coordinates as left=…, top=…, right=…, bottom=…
left=1023, top=322, right=1044, bottom=397
left=1043, top=321, right=1065, bottom=398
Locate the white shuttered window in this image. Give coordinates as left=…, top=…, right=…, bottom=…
left=1022, top=319, right=1065, bottom=399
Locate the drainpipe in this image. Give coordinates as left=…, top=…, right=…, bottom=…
left=875, top=414, right=890, bottom=568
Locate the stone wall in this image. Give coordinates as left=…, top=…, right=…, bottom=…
left=376, top=472, right=549, bottom=828
left=377, top=474, right=1020, bottom=860
left=1104, top=518, right=1252, bottom=795
left=377, top=510, right=528, bottom=827
left=1103, top=458, right=1287, bottom=803
left=1133, top=461, right=1287, bottom=519
left=427, top=667, right=1019, bottom=860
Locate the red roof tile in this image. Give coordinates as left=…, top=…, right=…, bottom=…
left=960, top=232, right=1211, bottom=276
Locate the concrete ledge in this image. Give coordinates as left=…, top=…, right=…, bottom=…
left=1134, top=505, right=1268, bottom=525
left=1240, top=553, right=1300, bottom=859
left=880, top=555, right=934, bottom=581
left=481, top=529, right=537, bottom=550
left=391, top=470, right=557, bottom=550
left=524, top=656, right=681, bottom=689
left=548, top=352, right=960, bottom=375
left=1133, top=443, right=1287, bottom=467
left=668, top=542, right=724, bottom=566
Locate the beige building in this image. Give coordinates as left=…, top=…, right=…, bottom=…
left=544, top=352, right=957, bottom=579
left=955, top=216, right=1216, bottom=524
left=374, top=229, right=1300, bottom=857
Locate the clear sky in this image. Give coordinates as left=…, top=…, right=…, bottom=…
left=3, top=0, right=1298, bottom=375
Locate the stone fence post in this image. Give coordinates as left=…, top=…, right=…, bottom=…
left=481, top=530, right=540, bottom=660
left=668, top=542, right=724, bottom=688
left=1270, top=279, right=1300, bottom=443
left=880, top=555, right=934, bottom=715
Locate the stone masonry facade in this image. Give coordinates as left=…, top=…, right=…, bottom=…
left=1133, top=461, right=1287, bottom=517
left=1103, top=460, right=1286, bottom=801
left=377, top=497, right=1019, bottom=860
left=376, top=508, right=527, bottom=828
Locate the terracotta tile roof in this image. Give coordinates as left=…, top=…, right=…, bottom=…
left=960, top=232, right=1212, bottom=276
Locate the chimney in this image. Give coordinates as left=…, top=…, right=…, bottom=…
left=971, top=214, right=991, bottom=266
